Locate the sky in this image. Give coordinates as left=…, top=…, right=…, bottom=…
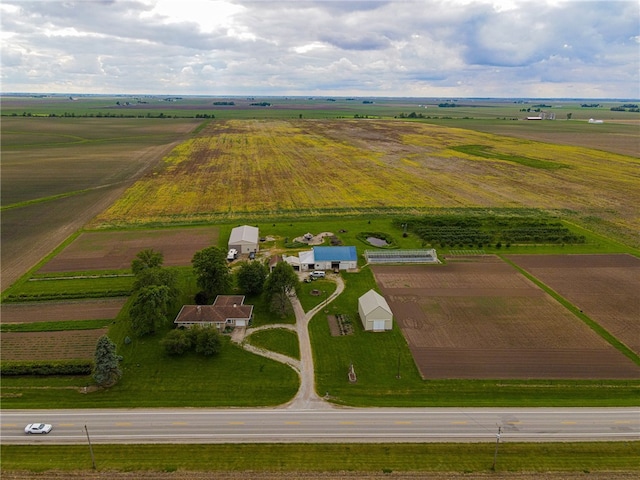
left=1, top=0, right=639, bottom=98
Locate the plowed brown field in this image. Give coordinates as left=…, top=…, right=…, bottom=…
left=506, top=254, right=640, bottom=355
left=1, top=298, right=126, bottom=324
left=0, top=329, right=107, bottom=361
left=39, top=226, right=218, bottom=273
left=372, top=256, right=640, bottom=379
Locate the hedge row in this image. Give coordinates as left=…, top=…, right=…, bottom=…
left=3, top=290, right=130, bottom=303
left=1, top=360, right=93, bottom=376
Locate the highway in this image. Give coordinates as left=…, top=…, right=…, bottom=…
left=2, top=407, right=638, bottom=444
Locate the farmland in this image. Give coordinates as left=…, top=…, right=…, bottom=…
left=1, top=98, right=639, bottom=410
left=0, top=298, right=126, bottom=324
left=1, top=116, right=200, bottom=288
left=39, top=226, right=220, bottom=273
left=372, top=256, right=640, bottom=380
left=91, top=119, right=640, bottom=250
left=507, top=254, right=640, bottom=355
left=0, top=329, right=107, bottom=362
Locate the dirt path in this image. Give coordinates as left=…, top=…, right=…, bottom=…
left=233, top=274, right=345, bottom=410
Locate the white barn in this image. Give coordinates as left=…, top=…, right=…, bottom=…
left=228, top=225, right=259, bottom=254
left=358, top=289, right=393, bottom=332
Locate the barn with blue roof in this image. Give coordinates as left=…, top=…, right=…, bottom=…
left=312, top=246, right=358, bottom=271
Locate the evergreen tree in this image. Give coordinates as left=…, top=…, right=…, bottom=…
left=93, top=335, right=121, bottom=387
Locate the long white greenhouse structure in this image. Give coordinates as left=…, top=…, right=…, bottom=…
left=364, top=249, right=439, bottom=264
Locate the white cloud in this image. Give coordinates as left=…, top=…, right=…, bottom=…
left=0, top=0, right=637, bottom=97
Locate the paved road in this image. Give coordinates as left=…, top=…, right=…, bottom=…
left=2, top=407, right=638, bottom=444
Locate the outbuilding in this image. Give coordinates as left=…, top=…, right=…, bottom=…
left=312, top=246, right=357, bottom=271
left=358, top=289, right=393, bottom=332
left=228, top=225, right=259, bottom=254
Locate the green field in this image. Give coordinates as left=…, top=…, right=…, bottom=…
left=2, top=442, right=639, bottom=475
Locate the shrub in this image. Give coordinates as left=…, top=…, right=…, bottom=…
left=1, top=360, right=93, bottom=376
left=161, top=329, right=193, bottom=356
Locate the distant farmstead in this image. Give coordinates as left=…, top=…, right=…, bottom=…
left=228, top=225, right=259, bottom=254
left=174, top=295, right=253, bottom=330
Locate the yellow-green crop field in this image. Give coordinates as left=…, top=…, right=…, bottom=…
left=92, top=119, right=640, bottom=245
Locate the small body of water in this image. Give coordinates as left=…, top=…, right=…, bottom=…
left=367, top=236, right=388, bottom=247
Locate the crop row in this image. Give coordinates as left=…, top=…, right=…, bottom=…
left=407, top=215, right=586, bottom=246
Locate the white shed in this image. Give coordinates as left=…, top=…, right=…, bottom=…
left=228, top=225, right=259, bottom=254
left=358, top=289, right=393, bottom=331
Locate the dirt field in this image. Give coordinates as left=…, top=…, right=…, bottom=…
left=506, top=254, right=640, bottom=355
left=0, top=298, right=126, bottom=324
left=372, top=256, right=640, bottom=379
left=1, top=116, right=200, bottom=289
left=0, top=328, right=107, bottom=361
left=39, top=226, right=219, bottom=273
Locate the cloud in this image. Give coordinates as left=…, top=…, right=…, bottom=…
left=1, top=0, right=637, bottom=97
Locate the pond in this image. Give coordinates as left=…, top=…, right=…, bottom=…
left=367, top=236, right=389, bottom=247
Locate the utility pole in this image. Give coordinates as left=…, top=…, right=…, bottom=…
left=85, top=424, right=96, bottom=470
left=491, top=425, right=502, bottom=471
left=396, top=347, right=401, bottom=379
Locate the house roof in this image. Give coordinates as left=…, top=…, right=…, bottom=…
left=313, top=246, right=357, bottom=262
left=174, top=295, right=253, bottom=325
left=229, top=225, right=259, bottom=245
left=358, top=289, right=392, bottom=316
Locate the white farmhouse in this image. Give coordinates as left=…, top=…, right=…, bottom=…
left=358, top=289, right=393, bottom=332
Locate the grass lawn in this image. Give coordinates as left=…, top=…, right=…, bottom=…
left=2, top=442, right=638, bottom=474
left=247, top=328, right=300, bottom=360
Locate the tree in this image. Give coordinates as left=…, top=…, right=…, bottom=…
left=131, top=249, right=178, bottom=301
left=161, top=329, right=192, bottom=356
left=133, top=267, right=179, bottom=302
left=264, top=261, right=298, bottom=317
left=129, top=285, right=171, bottom=336
left=192, top=246, right=231, bottom=297
left=131, top=249, right=164, bottom=275
left=236, top=261, right=268, bottom=296
left=192, top=327, right=222, bottom=356
left=93, top=335, right=121, bottom=387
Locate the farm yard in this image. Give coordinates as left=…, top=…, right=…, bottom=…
left=372, top=256, right=640, bottom=380
left=39, top=226, right=220, bottom=273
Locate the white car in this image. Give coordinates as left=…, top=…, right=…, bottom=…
left=24, top=423, right=52, bottom=434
